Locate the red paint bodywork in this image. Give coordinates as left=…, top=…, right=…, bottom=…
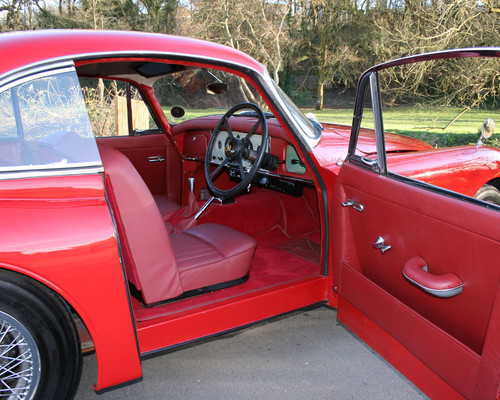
left=0, top=30, right=264, bottom=77
left=0, top=175, right=141, bottom=389
left=0, top=31, right=498, bottom=398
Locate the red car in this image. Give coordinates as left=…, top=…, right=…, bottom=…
left=0, top=30, right=498, bottom=400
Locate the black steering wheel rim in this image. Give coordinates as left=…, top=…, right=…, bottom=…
left=204, top=102, right=268, bottom=199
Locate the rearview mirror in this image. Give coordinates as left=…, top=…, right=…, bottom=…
left=206, top=82, right=228, bottom=95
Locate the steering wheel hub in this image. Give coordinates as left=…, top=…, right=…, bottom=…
left=205, top=103, right=269, bottom=199
left=224, top=137, right=239, bottom=158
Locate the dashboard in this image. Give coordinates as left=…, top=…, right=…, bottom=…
left=177, top=115, right=315, bottom=196
left=209, top=131, right=270, bottom=170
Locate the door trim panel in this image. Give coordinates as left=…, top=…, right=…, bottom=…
left=333, top=162, right=500, bottom=398
left=340, top=260, right=479, bottom=399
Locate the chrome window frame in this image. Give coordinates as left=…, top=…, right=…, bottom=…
left=0, top=62, right=103, bottom=180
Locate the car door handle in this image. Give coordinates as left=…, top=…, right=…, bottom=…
left=148, top=156, right=165, bottom=162
left=373, top=236, right=391, bottom=254
left=341, top=199, right=364, bottom=212
left=402, top=256, right=463, bottom=298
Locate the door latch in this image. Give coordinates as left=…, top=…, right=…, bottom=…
left=341, top=199, right=364, bottom=212
left=373, top=236, right=391, bottom=254
left=148, top=156, right=166, bottom=163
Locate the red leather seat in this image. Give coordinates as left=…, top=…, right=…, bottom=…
left=98, top=143, right=256, bottom=305
left=152, top=194, right=181, bottom=221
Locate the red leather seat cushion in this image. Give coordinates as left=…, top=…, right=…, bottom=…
left=98, top=143, right=184, bottom=304
left=99, top=143, right=255, bottom=304
left=171, top=223, right=256, bottom=292
left=153, top=195, right=181, bottom=221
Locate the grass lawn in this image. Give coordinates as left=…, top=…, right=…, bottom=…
left=166, top=106, right=499, bottom=149
left=303, top=107, right=499, bottom=148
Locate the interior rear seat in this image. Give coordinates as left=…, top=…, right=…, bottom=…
left=98, top=143, right=256, bottom=305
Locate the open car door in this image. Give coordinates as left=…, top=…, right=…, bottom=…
left=332, top=49, right=500, bottom=399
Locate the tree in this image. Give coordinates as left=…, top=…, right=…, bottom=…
left=180, top=0, right=292, bottom=84
left=374, top=0, right=500, bottom=108
left=291, top=0, right=372, bottom=109
left=0, top=0, right=38, bottom=31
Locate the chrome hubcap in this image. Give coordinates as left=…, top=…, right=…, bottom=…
left=0, top=311, right=40, bottom=400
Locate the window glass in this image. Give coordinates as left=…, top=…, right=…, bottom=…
left=0, top=90, right=16, bottom=138
left=354, top=83, right=376, bottom=158
left=152, top=68, right=266, bottom=124
left=0, top=69, right=100, bottom=171
left=378, top=57, right=500, bottom=203
left=80, top=78, right=159, bottom=137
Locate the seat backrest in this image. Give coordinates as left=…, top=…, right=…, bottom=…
left=98, top=143, right=183, bottom=304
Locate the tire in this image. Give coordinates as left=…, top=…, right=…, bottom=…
left=475, top=184, right=500, bottom=206
left=0, top=270, right=82, bottom=400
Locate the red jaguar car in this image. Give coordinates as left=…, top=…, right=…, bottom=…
left=0, top=30, right=497, bottom=399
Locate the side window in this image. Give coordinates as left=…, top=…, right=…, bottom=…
left=0, top=68, right=100, bottom=171
left=354, top=82, right=376, bottom=159
left=80, top=78, right=160, bottom=137
left=377, top=57, right=500, bottom=204
left=152, top=68, right=266, bottom=124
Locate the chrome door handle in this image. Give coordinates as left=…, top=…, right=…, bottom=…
left=341, top=199, right=364, bottom=212
left=148, top=156, right=165, bottom=162
left=373, top=236, right=391, bottom=254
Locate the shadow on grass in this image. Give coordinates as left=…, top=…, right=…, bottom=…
left=391, top=130, right=498, bottom=149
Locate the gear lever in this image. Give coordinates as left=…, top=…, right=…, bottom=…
left=183, top=177, right=200, bottom=217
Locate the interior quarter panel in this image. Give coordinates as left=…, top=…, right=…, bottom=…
left=96, top=134, right=182, bottom=204
left=332, top=162, right=500, bottom=398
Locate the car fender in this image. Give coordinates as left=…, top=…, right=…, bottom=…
left=0, top=173, right=141, bottom=391
left=387, top=146, right=500, bottom=197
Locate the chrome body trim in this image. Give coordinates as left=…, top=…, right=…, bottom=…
left=0, top=165, right=103, bottom=180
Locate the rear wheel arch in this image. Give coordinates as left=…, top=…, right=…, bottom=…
left=0, top=268, right=83, bottom=399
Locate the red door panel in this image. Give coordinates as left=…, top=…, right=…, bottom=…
left=97, top=134, right=181, bottom=204
left=333, top=162, right=500, bottom=399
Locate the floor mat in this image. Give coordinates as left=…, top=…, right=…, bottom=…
left=133, top=241, right=321, bottom=322
left=275, top=238, right=321, bottom=265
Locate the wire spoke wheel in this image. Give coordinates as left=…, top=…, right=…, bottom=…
left=0, top=271, right=82, bottom=400
left=0, top=311, right=40, bottom=400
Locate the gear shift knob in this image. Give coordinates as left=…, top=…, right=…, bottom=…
left=188, top=177, right=195, bottom=192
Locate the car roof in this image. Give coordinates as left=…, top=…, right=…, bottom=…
left=0, top=30, right=265, bottom=77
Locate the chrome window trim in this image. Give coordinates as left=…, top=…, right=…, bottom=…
left=0, top=63, right=103, bottom=179
left=0, top=161, right=102, bottom=173
left=0, top=61, right=75, bottom=91
left=0, top=50, right=264, bottom=90
left=262, top=72, right=319, bottom=150
left=369, top=72, right=387, bottom=174
left=388, top=170, right=500, bottom=211
left=0, top=165, right=103, bottom=180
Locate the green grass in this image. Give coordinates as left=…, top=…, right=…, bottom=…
left=304, top=107, right=500, bottom=148
left=167, top=108, right=227, bottom=124
left=165, top=106, right=499, bottom=149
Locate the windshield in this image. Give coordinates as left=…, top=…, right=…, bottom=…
left=153, top=68, right=266, bottom=124
left=271, top=80, right=321, bottom=144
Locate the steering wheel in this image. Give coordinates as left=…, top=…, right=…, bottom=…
left=204, top=103, right=268, bottom=199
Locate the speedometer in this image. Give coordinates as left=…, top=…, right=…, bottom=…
left=211, top=131, right=270, bottom=169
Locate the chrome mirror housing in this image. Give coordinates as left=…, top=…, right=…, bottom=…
left=478, top=118, right=495, bottom=146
